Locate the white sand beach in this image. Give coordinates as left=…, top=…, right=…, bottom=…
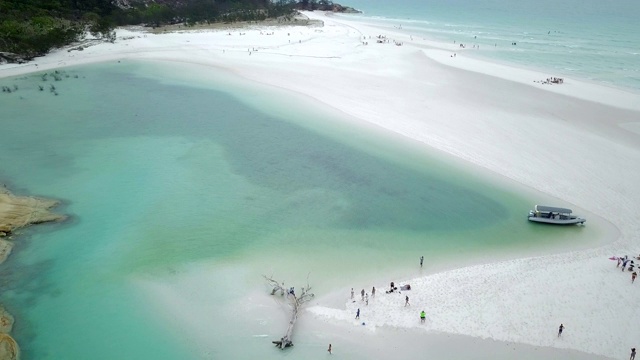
left=2, top=11, right=640, bottom=359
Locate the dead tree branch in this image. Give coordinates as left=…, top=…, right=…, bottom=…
left=263, top=274, right=314, bottom=349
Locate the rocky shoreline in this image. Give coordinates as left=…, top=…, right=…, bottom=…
left=0, top=187, right=66, bottom=360
left=0, top=53, right=28, bottom=65
left=298, top=3, right=361, bottom=13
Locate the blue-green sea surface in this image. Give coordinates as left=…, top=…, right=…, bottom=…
left=0, top=61, right=597, bottom=359
left=343, top=0, right=640, bottom=91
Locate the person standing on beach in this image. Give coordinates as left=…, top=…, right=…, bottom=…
left=351, top=288, right=354, bottom=300
left=631, top=348, right=636, bottom=360
left=405, top=295, right=410, bottom=307
left=372, top=286, right=376, bottom=298
left=365, top=293, right=369, bottom=305
left=420, top=256, right=424, bottom=268
left=633, top=272, right=638, bottom=284
left=328, top=343, right=332, bottom=354
left=355, top=308, right=360, bottom=319
left=361, top=289, right=365, bottom=301
left=618, top=258, right=622, bottom=268
left=420, top=310, right=426, bottom=323
left=558, top=324, right=564, bottom=337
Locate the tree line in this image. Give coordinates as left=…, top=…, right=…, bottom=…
left=0, top=0, right=348, bottom=61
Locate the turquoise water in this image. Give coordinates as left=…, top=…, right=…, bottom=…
left=0, top=62, right=593, bottom=359
left=344, top=0, right=640, bottom=91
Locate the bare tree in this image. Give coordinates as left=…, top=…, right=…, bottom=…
left=263, top=274, right=314, bottom=349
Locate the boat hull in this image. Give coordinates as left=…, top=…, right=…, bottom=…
left=527, top=216, right=586, bottom=225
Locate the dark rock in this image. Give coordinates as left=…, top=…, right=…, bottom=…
left=331, top=4, right=361, bottom=13
left=0, top=52, right=26, bottom=64
left=295, top=1, right=361, bottom=13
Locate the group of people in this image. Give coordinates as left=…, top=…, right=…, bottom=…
left=341, top=252, right=639, bottom=355
left=535, top=77, right=564, bottom=85
left=350, top=256, right=428, bottom=333
left=376, top=35, right=390, bottom=44
left=385, top=281, right=412, bottom=294
left=351, top=286, right=376, bottom=305
left=616, top=255, right=638, bottom=283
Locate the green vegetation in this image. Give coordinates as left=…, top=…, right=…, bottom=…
left=0, top=0, right=330, bottom=61
left=0, top=0, right=117, bottom=59
left=109, top=0, right=299, bottom=28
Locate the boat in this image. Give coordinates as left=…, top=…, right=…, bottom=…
left=527, top=205, right=586, bottom=225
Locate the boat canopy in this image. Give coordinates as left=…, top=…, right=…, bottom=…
left=534, top=205, right=572, bottom=214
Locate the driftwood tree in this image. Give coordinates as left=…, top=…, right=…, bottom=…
left=263, top=275, right=314, bottom=349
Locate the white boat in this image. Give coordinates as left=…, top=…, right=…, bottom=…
left=528, top=205, right=585, bottom=225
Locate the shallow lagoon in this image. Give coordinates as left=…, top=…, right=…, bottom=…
left=0, top=61, right=594, bottom=359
